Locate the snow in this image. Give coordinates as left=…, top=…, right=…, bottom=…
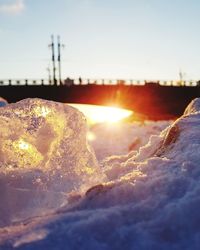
left=89, top=120, right=170, bottom=161
left=0, top=97, right=7, bottom=107
left=1, top=98, right=200, bottom=249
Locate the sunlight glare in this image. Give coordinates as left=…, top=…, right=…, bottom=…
left=87, top=131, right=96, bottom=141
left=68, top=104, right=133, bottom=124
left=18, top=139, right=30, bottom=150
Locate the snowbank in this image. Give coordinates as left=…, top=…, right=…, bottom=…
left=0, top=97, right=7, bottom=107
left=89, top=120, right=170, bottom=161
left=1, top=98, right=200, bottom=250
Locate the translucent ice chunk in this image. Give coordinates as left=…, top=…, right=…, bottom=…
left=0, top=98, right=103, bottom=226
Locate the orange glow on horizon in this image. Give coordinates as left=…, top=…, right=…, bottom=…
left=68, top=104, right=133, bottom=124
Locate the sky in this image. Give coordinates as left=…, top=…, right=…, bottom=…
left=0, top=0, right=200, bottom=80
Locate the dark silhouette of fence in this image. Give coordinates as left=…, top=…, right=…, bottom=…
left=0, top=78, right=199, bottom=87
left=0, top=79, right=200, bottom=120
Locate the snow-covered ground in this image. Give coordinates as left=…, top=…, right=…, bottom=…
left=89, top=120, right=171, bottom=161
left=1, top=98, right=200, bottom=249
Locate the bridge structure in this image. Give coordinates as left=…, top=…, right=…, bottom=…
left=0, top=78, right=200, bottom=120
left=0, top=78, right=199, bottom=86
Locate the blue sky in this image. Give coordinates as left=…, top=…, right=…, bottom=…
left=0, top=0, right=200, bottom=80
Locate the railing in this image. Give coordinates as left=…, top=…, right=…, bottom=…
left=0, top=78, right=199, bottom=87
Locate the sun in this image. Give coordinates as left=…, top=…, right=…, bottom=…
left=68, top=104, right=133, bottom=124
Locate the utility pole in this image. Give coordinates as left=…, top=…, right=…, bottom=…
left=57, top=35, right=64, bottom=85
left=57, top=35, right=61, bottom=85
left=49, top=35, right=57, bottom=85
left=46, top=65, right=51, bottom=84
left=179, top=69, right=186, bottom=86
